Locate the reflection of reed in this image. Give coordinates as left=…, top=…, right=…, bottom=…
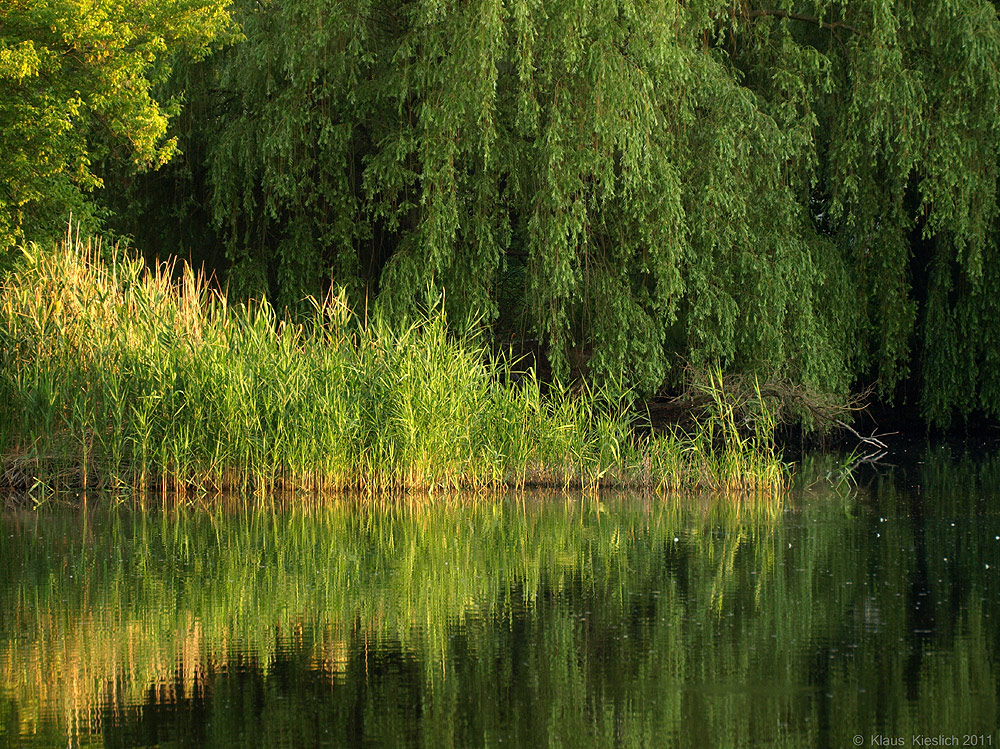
left=1, top=613, right=219, bottom=745
left=0, top=496, right=786, bottom=743
left=2, top=608, right=363, bottom=747
left=2, top=478, right=995, bottom=746
left=318, top=640, right=351, bottom=679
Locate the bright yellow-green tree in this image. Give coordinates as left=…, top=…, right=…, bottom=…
left=0, top=0, right=235, bottom=254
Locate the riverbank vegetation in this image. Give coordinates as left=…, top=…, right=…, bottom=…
left=0, top=236, right=789, bottom=496
left=4, top=1, right=1000, bottom=429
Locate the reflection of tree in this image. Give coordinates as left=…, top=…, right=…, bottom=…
left=1, top=462, right=997, bottom=746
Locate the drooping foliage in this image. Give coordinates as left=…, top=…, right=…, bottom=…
left=21, top=1, right=1000, bottom=424
left=0, top=0, right=235, bottom=254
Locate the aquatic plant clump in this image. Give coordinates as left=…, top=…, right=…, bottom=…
left=0, top=236, right=789, bottom=496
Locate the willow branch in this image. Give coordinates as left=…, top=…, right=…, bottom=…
left=744, top=9, right=863, bottom=37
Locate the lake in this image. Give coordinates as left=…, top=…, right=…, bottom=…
left=1, top=445, right=998, bottom=747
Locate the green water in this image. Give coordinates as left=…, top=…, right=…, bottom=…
left=1, top=447, right=998, bottom=748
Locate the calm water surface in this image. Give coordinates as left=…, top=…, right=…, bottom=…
left=1, top=447, right=998, bottom=747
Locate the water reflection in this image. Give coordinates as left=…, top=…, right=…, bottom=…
left=1, top=450, right=998, bottom=747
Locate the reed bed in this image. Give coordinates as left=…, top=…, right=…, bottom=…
left=0, top=234, right=790, bottom=496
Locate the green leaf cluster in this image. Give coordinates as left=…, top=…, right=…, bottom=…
left=0, top=0, right=236, bottom=253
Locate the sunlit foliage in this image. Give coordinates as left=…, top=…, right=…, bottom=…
left=0, top=0, right=235, bottom=254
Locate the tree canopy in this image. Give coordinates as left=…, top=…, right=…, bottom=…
left=0, top=0, right=235, bottom=253
left=9, top=0, right=1000, bottom=425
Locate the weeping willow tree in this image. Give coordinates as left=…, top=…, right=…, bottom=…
left=102, top=0, right=1000, bottom=425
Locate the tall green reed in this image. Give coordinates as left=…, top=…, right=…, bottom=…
left=0, top=233, right=789, bottom=496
